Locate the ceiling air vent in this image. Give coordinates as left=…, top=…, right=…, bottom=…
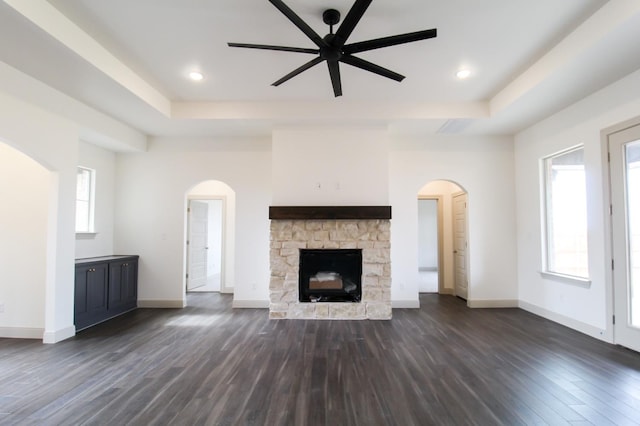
left=437, top=119, right=474, bottom=134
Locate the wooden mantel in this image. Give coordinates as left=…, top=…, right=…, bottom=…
left=269, top=206, right=392, bottom=220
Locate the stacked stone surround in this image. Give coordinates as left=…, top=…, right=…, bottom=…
left=269, top=219, right=391, bottom=320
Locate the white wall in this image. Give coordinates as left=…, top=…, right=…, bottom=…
left=390, top=135, right=518, bottom=307
left=0, top=62, right=146, bottom=153
left=75, top=141, right=116, bottom=258
left=272, top=127, right=389, bottom=205
left=515, top=68, right=640, bottom=341
left=0, top=142, right=49, bottom=335
left=115, top=138, right=271, bottom=307
left=0, top=91, right=78, bottom=342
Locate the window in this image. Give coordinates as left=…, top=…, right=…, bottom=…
left=542, top=147, right=589, bottom=279
left=76, top=166, right=95, bottom=233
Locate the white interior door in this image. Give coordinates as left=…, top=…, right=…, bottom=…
left=187, top=200, right=208, bottom=291
left=609, top=124, right=640, bottom=352
left=453, top=192, right=468, bottom=300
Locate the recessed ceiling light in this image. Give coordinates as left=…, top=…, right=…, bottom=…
left=456, top=69, right=471, bottom=79
left=189, top=71, right=204, bottom=81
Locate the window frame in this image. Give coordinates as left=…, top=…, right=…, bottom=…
left=540, top=145, right=591, bottom=285
left=75, top=166, right=96, bottom=235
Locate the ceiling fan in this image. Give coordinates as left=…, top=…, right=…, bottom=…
left=228, top=0, right=437, bottom=97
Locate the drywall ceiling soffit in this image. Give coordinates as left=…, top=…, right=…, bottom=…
left=2, top=0, right=640, bottom=138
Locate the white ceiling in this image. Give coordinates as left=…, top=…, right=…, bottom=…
left=2, top=0, right=640, bottom=140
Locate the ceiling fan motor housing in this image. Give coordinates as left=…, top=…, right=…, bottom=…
left=321, top=34, right=342, bottom=61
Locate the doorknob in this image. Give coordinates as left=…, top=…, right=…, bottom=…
left=205, top=247, right=209, bottom=250
left=454, top=250, right=458, bottom=253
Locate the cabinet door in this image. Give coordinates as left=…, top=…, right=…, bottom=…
left=109, top=259, right=138, bottom=313
left=122, top=260, right=138, bottom=309
left=75, top=263, right=109, bottom=330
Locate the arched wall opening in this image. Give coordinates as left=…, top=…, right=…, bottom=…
left=417, top=180, right=469, bottom=299
left=0, top=140, right=52, bottom=338
left=183, top=180, right=236, bottom=297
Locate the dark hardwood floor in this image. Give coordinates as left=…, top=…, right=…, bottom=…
left=1, top=294, right=639, bottom=425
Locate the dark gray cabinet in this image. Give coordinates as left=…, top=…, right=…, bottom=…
left=75, top=255, right=138, bottom=331
left=108, top=259, right=138, bottom=314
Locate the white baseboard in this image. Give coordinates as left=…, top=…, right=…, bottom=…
left=42, top=325, right=76, bottom=343
left=0, top=327, right=45, bottom=340
left=392, top=300, right=420, bottom=308
left=138, top=299, right=186, bottom=308
left=232, top=300, right=269, bottom=308
left=1, top=325, right=75, bottom=343
left=518, top=300, right=608, bottom=342
left=467, top=299, right=519, bottom=308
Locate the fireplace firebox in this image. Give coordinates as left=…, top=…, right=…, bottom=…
left=299, top=249, right=362, bottom=303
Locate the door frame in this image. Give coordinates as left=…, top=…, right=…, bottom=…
left=186, top=199, right=209, bottom=292
left=418, top=196, right=445, bottom=294
left=602, top=115, right=640, bottom=345
left=602, top=115, right=640, bottom=347
left=452, top=191, right=469, bottom=300
left=186, top=195, right=227, bottom=293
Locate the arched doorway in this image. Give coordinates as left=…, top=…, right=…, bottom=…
left=417, top=180, right=469, bottom=299
left=0, top=141, right=51, bottom=338
left=183, top=180, right=236, bottom=295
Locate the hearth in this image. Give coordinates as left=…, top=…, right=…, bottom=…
left=299, top=249, right=362, bottom=303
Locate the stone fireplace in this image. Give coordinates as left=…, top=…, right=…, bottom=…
left=269, top=206, right=391, bottom=320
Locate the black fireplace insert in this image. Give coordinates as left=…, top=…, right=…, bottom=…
left=299, top=249, right=362, bottom=303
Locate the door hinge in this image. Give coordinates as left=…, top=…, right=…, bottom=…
left=613, top=315, right=616, bottom=325
left=608, top=151, right=611, bottom=162
left=186, top=240, right=189, bottom=245
left=612, top=259, right=614, bottom=270
left=187, top=207, right=191, bottom=213
left=186, top=273, right=189, bottom=279
left=610, top=204, right=613, bottom=215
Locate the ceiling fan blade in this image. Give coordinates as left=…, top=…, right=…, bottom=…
left=333, top=0, right=373, bottom=48
left=228, top=42, right=319, bottom=55
left=327, top=60, right=342, bottom=97
left=269, top=0, right=327, bottom=48
left=341, top=55, right=405, bottom=82
left=343, top=28, right=437, bottom=54
left=272, top=56, right=324, bottom=86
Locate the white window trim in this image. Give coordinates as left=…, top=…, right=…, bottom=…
left=75, top=232, right=98, bottom=240
left=539, top=271, right=591, bottom=287
left=76, top=166, right=96, bottom=234
left=540, top=144, right=590, bottom=282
